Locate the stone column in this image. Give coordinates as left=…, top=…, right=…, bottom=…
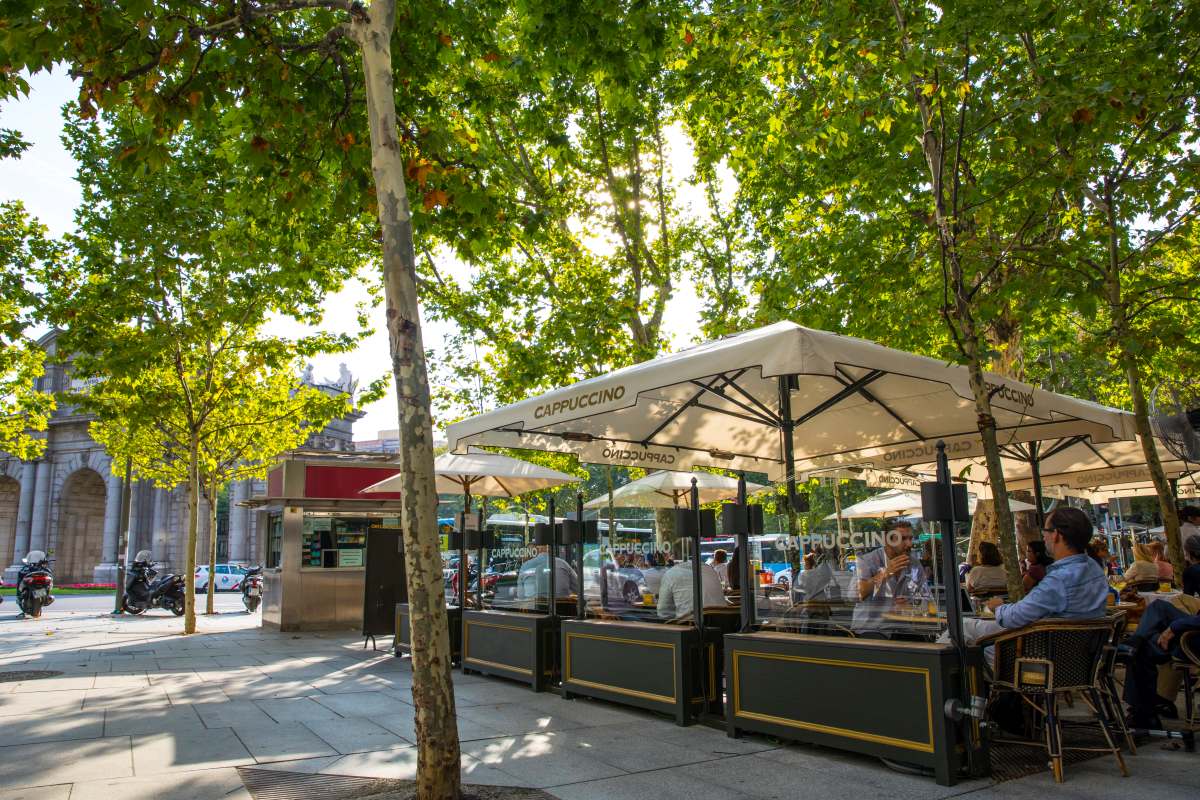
left=3, top=461, right=37, bottom=583
left=125, top=480, right=144, bottom=561
left=93, top=469, right=123, bottom=584
left=151, top=487, right=169, bottom=562
left=228, top=480, right=249, bottom=563
left=27, top=460, right=53, bottom=554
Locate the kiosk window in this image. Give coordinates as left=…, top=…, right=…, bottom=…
left=301, top=515, right=368, bottom=569
left=266, top=514, right=283, bottom=568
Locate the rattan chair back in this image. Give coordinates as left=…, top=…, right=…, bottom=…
left=991, top=617, right=1113, bottom=693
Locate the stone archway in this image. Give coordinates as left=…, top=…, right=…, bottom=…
left=0, top=477, right=18, bottom=569
left=55, top=469, right=106, bottom=584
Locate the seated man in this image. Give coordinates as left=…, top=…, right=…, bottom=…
left=516, top=546, right=579, bottom=602
left=954, top=507, right=1108, bottom=648
left=657, top=558, right=726, bottom=620
left=851, top=519, right=927, bottom=638
left=1122, top=599, right=1200, bottom=728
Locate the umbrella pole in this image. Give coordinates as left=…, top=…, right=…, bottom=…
left=576, top=492, right=586, bottom=619
left=475, top=501, right=486, bottom=611
left=547, top=496, right=557, bottom=620
left=690, top=476, right=709, bottom=718
left=1030, top=442, right=1046, bottom=528
left=459, top=490, right=470, bottom=611
left=602, top=467, right=613, bottom=611
left=736, top=473, right=753, bottom=632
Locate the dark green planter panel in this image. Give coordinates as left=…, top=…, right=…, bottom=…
left=725, top=632, right=986, bottom=786
left=394, top=603, right=461, bottom=663
left=462, top=609, right=559, bottom=692
left=561, top=620, right=721, bottom=726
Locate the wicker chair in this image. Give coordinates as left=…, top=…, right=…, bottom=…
left=983, top=617, right=1129, bottom=783
left=1095, top=612, right=1137, bottom=754
left=1175, top=630, right=1199, bottom=729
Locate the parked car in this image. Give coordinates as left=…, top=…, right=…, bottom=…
left=194, top=564, right=247, bottom=592
left=582, top=550, right=648, bottom=605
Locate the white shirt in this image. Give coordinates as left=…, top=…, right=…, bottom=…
left=656, top=561, right=727, bottom=619
left=710, top=560, right=730, bottom=587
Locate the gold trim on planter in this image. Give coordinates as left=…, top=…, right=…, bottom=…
left=564, top=632, right=677, bottom=704
left=731, top=650, right=935, bottom=753
left=463, top=619, right=534, bottom=676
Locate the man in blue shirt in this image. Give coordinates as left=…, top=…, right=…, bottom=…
left=984, top=507, right=1109, bottom=627
left=952, top=507, right=1108, bottom=649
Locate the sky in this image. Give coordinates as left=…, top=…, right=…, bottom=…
left=2, top=70, right=706, bottom=440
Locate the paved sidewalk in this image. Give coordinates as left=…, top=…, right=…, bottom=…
left=0, top=604, right=1193, bottom=799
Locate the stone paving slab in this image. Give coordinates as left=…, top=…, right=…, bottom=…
left=68, top=766, right=253, bottom=800
left=129, top=728, right=255, bottom=775
left=0, top=737, right=134, bottom=789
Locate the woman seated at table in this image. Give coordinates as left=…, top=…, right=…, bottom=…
left=1021, top=540, right=1053, bottom=591
left=966, top=542, right=1007, bottom=595
left=1150, top=540, right=1174, bottom=584
left=1123, top=542, right=1166, bottom=587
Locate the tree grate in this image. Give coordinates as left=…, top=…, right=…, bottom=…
left=237, top=768, right=401, bottom=800
left=0, top=670, right=63, bottom=682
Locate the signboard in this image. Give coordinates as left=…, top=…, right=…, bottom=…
left=338, top=549, right=364, bottom=568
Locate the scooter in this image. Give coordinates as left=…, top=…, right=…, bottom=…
left=123, top=550, right=186, bottom=616
left=16, top=550, right=54, bottom=618
left=241, top=565, right=263, bottom=612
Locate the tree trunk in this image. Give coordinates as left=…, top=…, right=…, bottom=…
left=354, top=4, right=460, bottom=799
left=206, top=476, right=218, bottom=616
left=654, top=507, right=678, bottom=553
left=1102, top=195, right=1185, bottom=578
left=1107, top=311, right=1182, bottom=575
left=892, top=0, right=1023, bottom=599
left=963, top=335, right=1024, bottom=599
left=184, top=435, right=199, bottom=634
left=967, top=498, right=998, bottom=564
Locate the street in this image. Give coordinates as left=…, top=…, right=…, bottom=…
left=1, top=592, right=247, bottom=620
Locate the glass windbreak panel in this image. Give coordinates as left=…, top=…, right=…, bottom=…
left=266, top=514, right=283, bottom=568
left=586, top=520, right=665, bottom=623
left=765, top=522, right=950, bottom=641
left=485, top=520, right=536, bottom=611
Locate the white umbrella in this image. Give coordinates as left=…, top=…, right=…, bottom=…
left=583, top=470, right=765, bottom=509
left=447, top=322, right=1135, bottom=482
left=825, top=489, right=1035, bottom=520
left=361, top=447, right=577, bottom=498
left=825, top=489, right=922, bottom=519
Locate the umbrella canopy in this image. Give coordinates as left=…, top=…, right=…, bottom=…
left=1072, top=471, right=1199, bottom=503
left=932, top=437, right=1193, bottom=504
left=825, top=489, right=922, bottom=519
left=825, top=489, right=1036, bottom=520
left=446, top=322, right=1136, bottom=481
left=582, top=470, right=765, bottom=509
left=360, top=448, right=577, bottom=498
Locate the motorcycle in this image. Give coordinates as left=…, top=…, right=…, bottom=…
left=240, top=565, right=263, bottom=612
left=123, top=550, right=186, bottom=616
left=17, top=550, right=54, bottom=618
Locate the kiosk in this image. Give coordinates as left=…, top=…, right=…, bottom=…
left=245, top=454, right=406, bottom=631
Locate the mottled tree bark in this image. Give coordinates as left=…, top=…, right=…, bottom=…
left=353, top=2, right=460, bottom=798
left=184, top=434, right=199, bottom=634
left=205, top=475, right=218, bottom=615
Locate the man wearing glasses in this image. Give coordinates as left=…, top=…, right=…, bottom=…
left=983, top=507, right=1109, bottom=627
left=950, top=507, right=1109, bottom=649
